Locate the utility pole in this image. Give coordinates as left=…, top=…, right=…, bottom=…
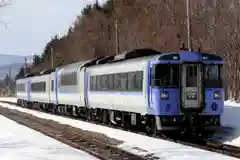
left=24, top=57, right=27, bottom=75
left=8, top=66, right=11, bottom=80
left=51, top=47, right=54, bottom=69
left=115, top=19, right=120, bottom=54
left=186, top=0, right=191, bottom=51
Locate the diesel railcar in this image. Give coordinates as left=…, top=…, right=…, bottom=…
left=16, top=48, right=224, bottom=135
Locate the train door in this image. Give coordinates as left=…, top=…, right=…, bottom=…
left=181, top=63, right=203, bottom=112
left=49, top=77, right=54, bottom=103
left=79, top=68, right=86, bottom=107
left=27, top=80, right=30, bottom=101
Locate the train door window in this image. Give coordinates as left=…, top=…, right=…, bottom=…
left=51, top=80, right=54, bottom=91
left=186, top=65, right=197, bottom=87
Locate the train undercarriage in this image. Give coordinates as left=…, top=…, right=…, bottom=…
left=17, top=99, right=220, bottom=137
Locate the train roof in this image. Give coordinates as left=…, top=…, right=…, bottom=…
left=57, top=48, right=162, bottom=71
left=16, top=48, right=223, bottom=80
left=84, top=48, right=162, bottom=67
left=15, top=68, right=57, bottom=80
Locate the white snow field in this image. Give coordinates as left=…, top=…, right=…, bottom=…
left=0, top=114, right=99, bottom=160
left=0, top=97, right=237, bottom=160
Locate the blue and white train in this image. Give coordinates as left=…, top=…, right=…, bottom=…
left=16, top=48, right=224, bottom=134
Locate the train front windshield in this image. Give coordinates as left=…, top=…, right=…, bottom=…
left=204, top=64, right=222, bottom=88
left=151, top=64, right=180, bottom=88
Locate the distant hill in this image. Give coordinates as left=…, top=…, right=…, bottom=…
left=0, top=54, right=33, bottom=67
left=0, top=54, right=33, bottom=80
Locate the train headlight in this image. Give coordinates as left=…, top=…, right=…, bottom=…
left=213, top=92, right=221, bottom=99
left=160, top=92, right=169, bottom=100
left=186, top=92, right=197, bottom=100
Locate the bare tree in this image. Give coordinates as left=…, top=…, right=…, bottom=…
left=22, top=0, right=240, bottom=101
left=0, top=0, right=13, bottom=27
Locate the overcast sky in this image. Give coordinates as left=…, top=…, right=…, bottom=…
left=0, top=0, right=106, bottom=56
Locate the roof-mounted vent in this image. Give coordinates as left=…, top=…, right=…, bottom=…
left=96, top=55, right=115, bottom=64
left=114, top=48, right=161, bottom=61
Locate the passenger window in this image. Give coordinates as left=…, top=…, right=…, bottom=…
left=135, top=71, right=143, bottom=90
left=120, top=73, right=128, bottom=91
left=114, top=74, right=121, bottom=90
left=108, top=74, right=114, bottom=90
left=51, top=80, right=54, bottom=91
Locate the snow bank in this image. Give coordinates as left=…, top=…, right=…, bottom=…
left=0, top=97, right=237, bottom=160
left=216, top=100, right=240, bottom=147
left=0, top=97, right=17, bottom=103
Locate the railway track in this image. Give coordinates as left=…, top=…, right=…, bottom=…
left=1, top=100, right=240, bottom=159
left=0, top=105, right=147, bottom=160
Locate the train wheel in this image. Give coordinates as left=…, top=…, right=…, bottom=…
left=102, top=110, right=108, bottom=124
left=151, top=117, right=157, bottom=136
left=87, top=109, right=92, bottom=121
left=146, top=117, right=157, bottom=136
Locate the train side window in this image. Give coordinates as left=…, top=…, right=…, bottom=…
left=60, top=72, right=77, bottom=86
left=101, top=75, right=105, bottom=91
left=18, top=83, right=25, bottom=92
left=74, top=71, right=77, bottom=85
left=98, top=75, right=101, bottom=91
left=51, top=80, right=54, bottom=91
left=104, top=75, right=108, bottom=91
left=72, top=72, right=75, bottom=85
left=120, top=73, right=128, bottom=91
left=135, top=71, right=143, bottom=91
left=100, top=75, right=106, bottom=91
left=89, top=76, right=92, bottom=90
left=127, top=72, right=135, bottom=91
left=94, top=76, right=97, bottom=91
left=98, top=75, right=102, bottom=91
left=114, top=74, right=121, bottom=91
left=31, top=82, right=46, bottom=92
left=108, top=74, right=114, bottom=91
left=127, top=71, right=143, bottom=91
left=91, top=76, right=94, bottom=91
left=92, top=76, right=97, bottom=91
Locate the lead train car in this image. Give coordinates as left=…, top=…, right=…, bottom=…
left=16, top=49, right=224, bottom=134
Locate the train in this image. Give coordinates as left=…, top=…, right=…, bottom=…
left=16, top=48, right=224, bottom=135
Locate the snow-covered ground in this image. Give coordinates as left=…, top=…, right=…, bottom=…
left=0, top=114, right=98, bottom=160
left=220, top=100, right=240, bottom=147
left=0, top=97, right=237, bottom=160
